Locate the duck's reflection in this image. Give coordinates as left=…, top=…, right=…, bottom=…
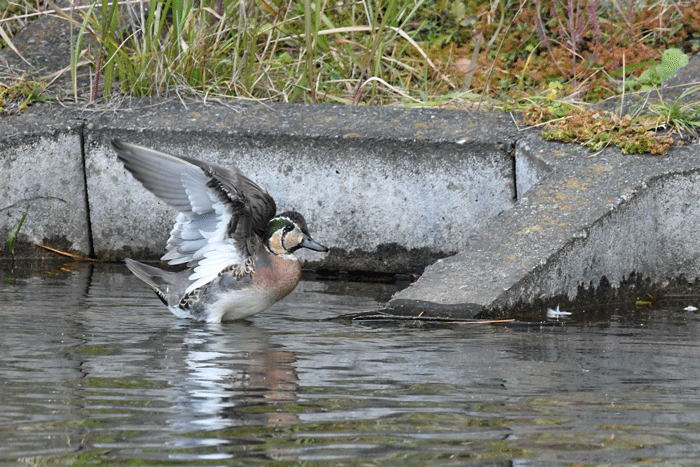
left=168, top=321, right=299, bottom=435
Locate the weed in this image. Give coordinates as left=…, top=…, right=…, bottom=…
left=523, top=105, right=675, bottom=155
left=59, top=0, right=439, bottom=104
left=2, top=0, right=697, bottom=107
left=534, top=0, right=601, bottom=85
left=622, top=48, right=690, bottom=92
left=649, top=86, right=700, bottom=138
left=6, top=206, right=28, bottom=261
left=0, top=79, right=47, bottom=113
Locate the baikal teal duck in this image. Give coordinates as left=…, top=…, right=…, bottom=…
left=112, top=139, right=329, bottom=323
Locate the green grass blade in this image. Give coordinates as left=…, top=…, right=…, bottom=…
left=6, top=206, right=28, bottom=261
left=71, top=0, right=98, bottom=101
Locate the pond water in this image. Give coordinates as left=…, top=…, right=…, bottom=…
left=2, top=261, right=700, bottom=466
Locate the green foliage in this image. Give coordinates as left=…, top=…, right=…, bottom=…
left=524, top=106, right=675, bottom=155
left=519, top=82, right=700, bottom=156
left=0, top=79, right=47, bottom=113
left=649, top=86, right=700, bottom=138
left=623, top=48, right=690, bottom=91
left=65, top=0, right=435, bottom=104
left=0, top=0, right=693, bottom=109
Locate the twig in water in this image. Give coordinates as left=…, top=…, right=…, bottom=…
left=35, top=243, right=99, bottom=261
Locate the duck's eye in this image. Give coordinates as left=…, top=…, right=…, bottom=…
left=283, top=224, right=294, bottom=233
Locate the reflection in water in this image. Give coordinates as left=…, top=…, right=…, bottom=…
left=2, top=260, right=700, bottom=465
left=169, top=323, right=299, bottom=438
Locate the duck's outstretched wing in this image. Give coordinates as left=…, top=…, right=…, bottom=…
left=112, top=139, right=276, bottom=292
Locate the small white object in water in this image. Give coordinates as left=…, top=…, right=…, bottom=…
left=546, top=305, right=572, bottom=318
left=684, top=305, right=698, bottom=312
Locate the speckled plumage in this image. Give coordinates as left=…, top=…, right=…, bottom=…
left=113, top=139, right=328, bottom=323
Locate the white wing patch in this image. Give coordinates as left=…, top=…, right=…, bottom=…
left=159, top=165, right=246, bottom=289
left=185, top=192, right=245, bottom=294
left=161, top=212, right=214, bottom=264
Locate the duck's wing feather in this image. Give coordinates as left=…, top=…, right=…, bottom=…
left=112, top=139, right=276, bottom=292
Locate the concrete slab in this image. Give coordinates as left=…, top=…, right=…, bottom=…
left=387, top=134, right=700, bottom=318
left=0, top=108, right=89, bottom=256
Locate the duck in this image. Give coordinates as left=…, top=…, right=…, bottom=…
left=112, top=139, right=329, bottom=323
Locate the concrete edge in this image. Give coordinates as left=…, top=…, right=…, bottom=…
left=388, top=132, right=700, bottom=318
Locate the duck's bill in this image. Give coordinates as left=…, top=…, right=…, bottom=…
left=301, top=235, right=329, bottom=252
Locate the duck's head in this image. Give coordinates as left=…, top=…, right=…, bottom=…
left=265, top=211, right=329, bottom=256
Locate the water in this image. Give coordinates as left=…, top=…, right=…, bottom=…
left=2, top=261, right=700, bottom=466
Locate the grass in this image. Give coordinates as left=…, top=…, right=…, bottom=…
left=650, top=86, right=700, bottom=138
left=0, top=0, right=699, bottom=153
left=56, top=0, right=445, bottom=104
left=5, top=205, right=28, bottom=261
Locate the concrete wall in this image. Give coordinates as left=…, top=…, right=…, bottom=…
left=1, top=101, right=519, bottom=273
left=529, top=170, right=700, bottom=301
left=5, top=101, right=700, bottom=317
left=0, top=131, right=91, bottom=256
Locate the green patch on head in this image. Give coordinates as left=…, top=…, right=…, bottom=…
left=265, top=217, right=293, bottom=241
